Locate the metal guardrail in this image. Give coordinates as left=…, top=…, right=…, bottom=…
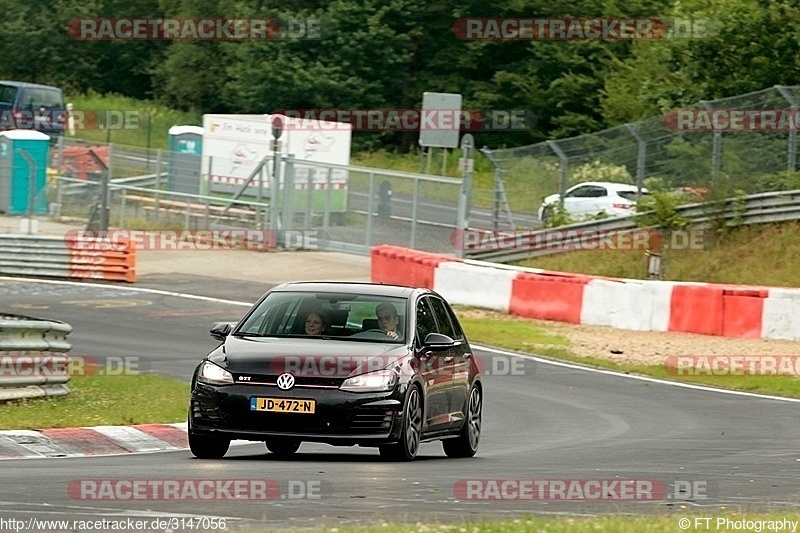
left=465, top=189, right=800, bottom=262
left=0, top=314, right=73, bottom=401
left=0, top=234, right=136, bottom=282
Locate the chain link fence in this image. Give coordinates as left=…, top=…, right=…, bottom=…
left=481, top=85, right=800, bottom=226
left=46, top=139, right=467, bottom=255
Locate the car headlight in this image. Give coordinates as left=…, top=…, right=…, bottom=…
left=198, top=361, right=234, bottom=385
left=340, top=370, right=398, bottom=393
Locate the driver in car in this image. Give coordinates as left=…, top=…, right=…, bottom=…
left=376, top=302, right=400, bottom=340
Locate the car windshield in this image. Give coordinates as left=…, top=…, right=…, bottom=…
left=0, top=84, right=18, bottom=107
left=234, top=291, right=407, bottom=343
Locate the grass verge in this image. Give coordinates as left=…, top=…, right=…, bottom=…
left=0, top=374, right=189, bottom=430
left=278, top=514, right=800, bottom=532
left=516, top=222, right=800, bottom=286
left=66, top=91, right=202, bottom=149
left=457, top=308, right=800, bottom=399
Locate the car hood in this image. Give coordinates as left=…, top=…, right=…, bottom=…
left=542, top=193, right=560, bottom=205
left=209, top=336, right=410, bottom=376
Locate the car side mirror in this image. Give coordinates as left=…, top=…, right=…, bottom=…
left=422, top=332, right=456, bottom=351
left=210, top=322, right=232, bottom=341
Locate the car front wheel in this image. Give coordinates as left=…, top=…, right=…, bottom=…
left=379, top=386, right=422, bottom=461
left=188, top=430, right=230, bottom=459
left=442, top=385, right=481, bottom=458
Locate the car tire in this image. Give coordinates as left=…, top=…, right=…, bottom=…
left=188, top=430, right=230, bottom=459
left=442, top=385, right=482, bottom=458
left=265, top=438, right=301, bottom=457
left=379, top=386, right=422, bottom=461
left=540, top=205, right=552, bottom=226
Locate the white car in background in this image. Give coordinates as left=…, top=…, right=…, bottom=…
left=538, top=181, right=650, bottom=225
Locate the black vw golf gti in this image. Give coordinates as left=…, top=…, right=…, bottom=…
left=189, top=282, right=483, bottom=461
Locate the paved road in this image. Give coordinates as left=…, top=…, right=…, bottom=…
left=1, top=276, right=799, bottom=530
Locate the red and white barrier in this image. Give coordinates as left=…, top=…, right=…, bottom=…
left=371, top=245, right=800, bottom=342
left=434, top=262, right=517, bottom=312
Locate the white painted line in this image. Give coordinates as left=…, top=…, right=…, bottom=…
left=474, top=344, right=800, bottom=404
left=90, top=426, right=179, bottom=452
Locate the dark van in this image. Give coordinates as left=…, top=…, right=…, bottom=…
left=0, top=81, right=66, bottom=140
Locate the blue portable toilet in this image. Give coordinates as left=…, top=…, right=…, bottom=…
left=0, top=130, right=50, bottom=215
left=167, top=125, right=203, bottom=196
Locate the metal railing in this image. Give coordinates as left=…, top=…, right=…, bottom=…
left=0, top=233, right=136, bottom=282
left=465, top=189, right=800, bottom=262
left=0, top=314, right=73, bottom=401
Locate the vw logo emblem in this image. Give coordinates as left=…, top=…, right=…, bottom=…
left=276, top=373, right=295, bottom=390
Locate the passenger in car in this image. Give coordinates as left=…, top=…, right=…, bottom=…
left=305, top=309, right=329, bottom=336
left=375, top=302, right=400, bottom=340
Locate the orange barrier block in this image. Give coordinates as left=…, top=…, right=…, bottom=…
left=721, top=287, right=767, bottom=338
left=509, top=273, right=589, bottom=324
left=67, top=236, right=136, bottom=283
left=370, top=245, right=458, bottom=289
left=668, top=284, right=724, bottom=335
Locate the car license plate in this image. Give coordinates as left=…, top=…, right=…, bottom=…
left=250, top=397, right=316, bottom=414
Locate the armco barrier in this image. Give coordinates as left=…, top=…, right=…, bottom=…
left=0, top=234, right=135, bottom=283
left=373, top=245, right=800, bottom=342
left=371, top=245, right=457, bottom=289
left=0, top=314, right=73, bottom=401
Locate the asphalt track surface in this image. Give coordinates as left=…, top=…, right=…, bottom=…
left=1, top=275, right=800, bottom=531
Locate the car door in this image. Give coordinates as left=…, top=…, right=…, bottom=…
left=583, top=185, right=610, bottom=216
left=562, top=185, right=594, bottom=216
left=414, top=296, right=454, bottom=432
left=428, top=296, right=469, bottom=427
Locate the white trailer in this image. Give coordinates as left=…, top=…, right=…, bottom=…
left=200, top=114, right=352, bottom=211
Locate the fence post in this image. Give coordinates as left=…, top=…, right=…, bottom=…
left=776, top=85, right=797, bottom=173
left=626, top=123, right=646, bottom=194
left=365, top=171, right=375, bottom=247
left=546, top=140, right=570, bottom=199
left=701, top=100, right=722, bottom=186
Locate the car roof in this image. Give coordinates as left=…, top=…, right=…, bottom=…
left=271, top=281, right=422, bottom=298
left=0, top=81, right=62, bottom=91
left=569, top=181, right=647, bottom=191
